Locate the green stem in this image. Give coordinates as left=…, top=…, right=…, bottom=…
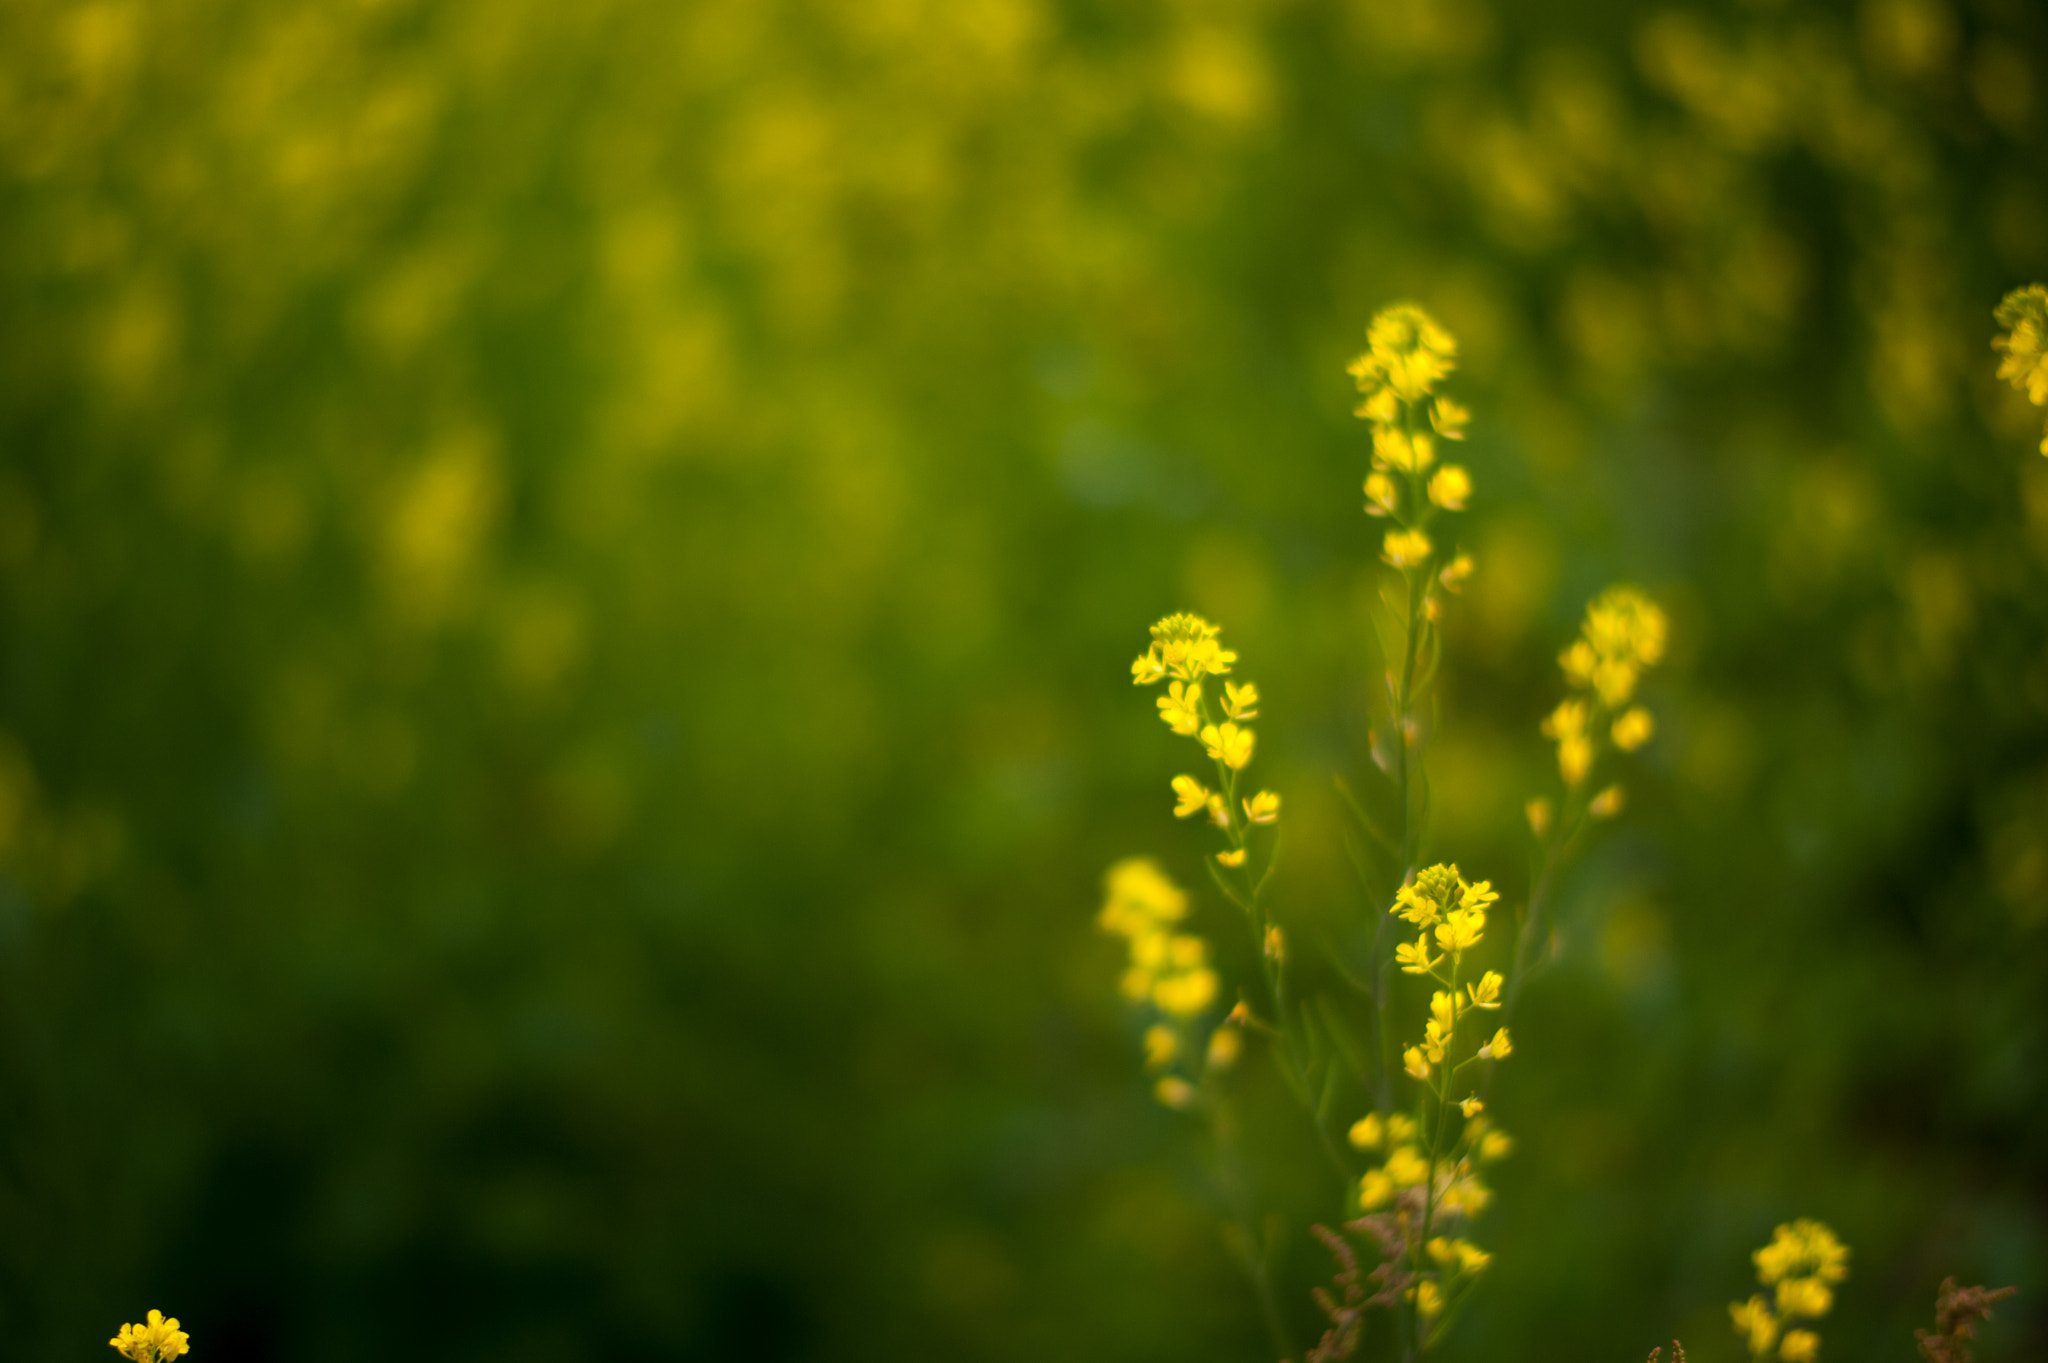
left=1381, top=565, right=1426, bottom=1116
left=1211, top=1100, right=1297, bottom=1362
left=1408, top=956, right=1460, bottom=1358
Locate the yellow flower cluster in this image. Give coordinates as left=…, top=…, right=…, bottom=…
left=1097, top=858, right=1230, bottom=1107
left=1389, top=862, right=1502, bottom=982
left=1994, top=284, right=2048, bottom=454
left=1350, top=1110, right=1511, bottom=1337
left=110, top=1312, right=189, bottom=1363
left=1541, top=585, right=1667, bottom=798
left=1342, top=862, right=1517, bottom=1331
left=1729, top=1220, right=1849, bottom=1362
left=1348, top=304, right=1476, bottom=597
left=1131, top=611, right=1239, bottom=686
left=1099, top=859, right=1217, bottom=1016
left=1349, top=1108, right=1510, bottom=1218
left=1131, top=614, right=1279, bottom=869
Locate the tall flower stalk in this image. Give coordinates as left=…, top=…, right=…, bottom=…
left=1099, top=303, right=1662, bottom=1362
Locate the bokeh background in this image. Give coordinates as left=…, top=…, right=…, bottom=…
left=3, top=0, right=2046, bottom=1358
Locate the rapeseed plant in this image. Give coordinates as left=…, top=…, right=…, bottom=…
left=1101, top=304, right=1670, bottom=1361
left=1098, top=857, right=1227, bottom=1109
left=1660, top=1265, right=2015, bottom=1363
left=109, top=1311, right=189, bottom=1363
left=1347, top=862, right=1514, bottom=1354
left=1728, top=1220, right=1849, bottom=1363
left=1096, top=248, right=2034, bottom=1363
left=1513, top=586, right=1666, bottom=1014
left=1994, top=284, right=2048, bottom=454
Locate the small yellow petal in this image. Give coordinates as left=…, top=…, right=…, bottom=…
left=1427, top=464, right=1471, bottom=511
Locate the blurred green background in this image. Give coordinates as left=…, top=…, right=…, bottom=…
left=3, top=0, right=2045, bottom=1358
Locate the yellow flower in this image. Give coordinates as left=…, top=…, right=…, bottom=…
left=1593, top=661, right=1637, bottom=706
left=1430, top=989, right=1457, bottom=1031
left=1560, top=586, right=1668, bottom=705
left=1206, top=1026, right=1242, bottom=1071
left=1753, top=1220, right=1851, bottom=1286
left=1348, top=1112, right=1385, bottom=1150
left=1158, top=680, right=1203, bottom=735
left=1730, top=1296, right=1779, bottom=1356
left=1395, top=864, right=1470, bottom=923
left=1478, top=1129, right=1514, bottom=1162
left=110, top=1312, right=188, bottom=1363
left=1612, top=707, right=1655, bottom=750
left=1155, top=1076, right=1197, bottom=1108
left=1200, top=721, right=1255, bottom=769
left=1242, top=790, right=1281, bottom=824
left=1466, top=970, right=1503, bottom=1008
left=1588, top=784, right=1626, bottom=819
left=1353, top=384, right=1401, bottom=425
left=1171, top=775, right=1211, bottom=819
left=1393, top=886, right=1441, bottom=928
left=1395, top=935, right=1440, bottom=975
left=1438, top=552, right=1474, bottom=593
left=1130, top=932, right=1169, bottom=976
left=1382, top=527, right=1434, bottom=568
left=1153, top=964, right=1219, bottom=1017
left=1776, top=1276, right=1833, bottom=1319
left=1132, top=650, right=1167, bottom=685
left=1559, top=639, right=1597, bottom=690
left=1584, top=586, right=1667, bottom=668
left=1205, top=793, right=1230, bottom=828
left=1359, top=1167, right=1394, bottom=1209
left=1543, top=698, right=1594, bottom=786
left=1098, top=859, right=1188, bottom=938
left=1413, top=1280, right=1445, bottom=1318
left=1427, top=464, right=1471, bottom=511
left=1363, top=471, right=1399, bottom=516
left=1478, top=1027, right=1511, bottom=1060
left=1222, top=680, right=1260, bottom=719
left=1383, top=1144, right=1430, bottom=1185
left=1216, top=848, right=1247, bottom=867
left=1430, top=395, right=1470, bottom=439
left=1525, top=796, right=1553, bottom=838
left=1437, top=1170, right=1493, bottom=1216
left=1385, top=1113, right=1419, bottom=1144
left=1131, top=937, right=1192, bottom=1006
left=1373, top=425, right=1436, bottom=472
left=1144, top=1024, right=1177, bottom=1068
left=1779, top=1329, right=1820, bottom=1363
left=1353, top=303, right=1459, bottom=402
left=1458, top=1095, right=1484, bottom=1117
left=1402, top=1045, right=1431, bottom=1080
left=1739, top=1225, right=1845, bottom=1359
left=1263, top=924, right=1286, bottom=961
left=1433, top=907, right=1486, bottom=954
left=1994, top=284, right=2048, bottom=407
left=1371, top=304, right=1458, bottom=366
left=1429, top=1237, right=1490, bottom=1274
left=1147, top=612, right=1238, bottom=680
